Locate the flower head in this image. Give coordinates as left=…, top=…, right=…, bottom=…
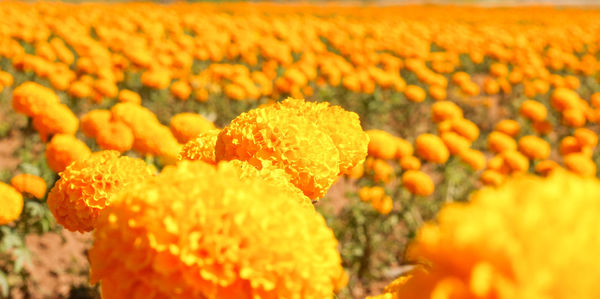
left=169, top=113, right=216, bottom=144
left=11, top=82, right=60, bottom=117
left=0, top=182, right=23, bottom=225
left=179, top=129, right=220, bottom=164
left=88, top=160, right=343, bottom=298
left=10, top=174, right=47, bottom=199
left=45, top=134, right=92, bottom=173
left=47, top=151, right=152, bottom=232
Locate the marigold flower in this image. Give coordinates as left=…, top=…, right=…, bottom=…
left=518, top=135, right=550, bottom=160
left=88, top=160, right=343, bottom=298
left=532, top=120, right=553, bottom=135
left=377, top=171, right=600, bottom=299
left=371, top=195, right=393, bottom=215
left=519, top=99, right=547, bottom=122
left=10, top=174, right=47, bottom=199
left=367, top=130, right=398, bottom=160
left=395, top=137, right=414, bottom=159
left=68, top=81, right=93, bottom=99
left=559, top=136, right=586, bottom=156
left=402, top=170, right=434, bottom=196
left=564, top=153, right=596, bottom=177
left=415, top=133, right=449, bottom=164
left=345, top=162, right=364, bottom=179
left=45, top=134, right=92, bottom=173
left=117, top=89, right=142, bottom=105
left=179, top=129, right=220, bottom=164
left=428, top=85, right=447, bottom=101
left=11, top=82, right=60, bottom=117
left=96, top=121, right=135, bottom=153
left=551, top=87, right=581, bottom=112
left=0, top=182, right=23, bottom=225
left=81, top=109, right=111, bottom=138
left=370, top=159, right=394, bottom=183
left=535, top=160, right=560, bottom=176
left=574, top=128, right=598, bottom=148
left=562, top=108, right=586, bottom=127
left=431, top=101, right=462, bottom=123
left=458, top=148, right=486, bottom=171
left=33, top=103, right=79, bottom=142
left=400, top=156, right=421, bottom=171
left=450, top=118, right=479, bottom=142
left=405, top=85, right=426, bottom=102
left=170, top=80, right=192, bottom=100
left=480, top=169, right=504, bottom=186
left=169, top=113, right=216, bottom=144
left=141, top=68, right=171, bottom=89
left=494, top=119, right=520, bottom=137
left=501, top=150, right=529, bottom=173
left=487, top=131, right=517, bottom=153
left=441, top=131, right=470, bottom=155
left=48, top=151, right=152, bottom=232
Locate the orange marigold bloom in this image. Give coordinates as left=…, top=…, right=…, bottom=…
left=45, top=134, right=92, bottom=173
left=519, top=100, right=547, bottom=122
left=10, top=174, right=47, bottom=199
left=431, top=101, right=463, bottom=123
left=178, top=129, right=220, bottom=164
left=441, top=131, right=470, bottom=155
left=489, top=62, right=508, bottom=77
left=590, top=92, right=600, bottom=109
left=117, top=89, right=142, bottom=105
left=494, top=119, right=520, bottom=137
left=480, top=169, right=504, bottom=186
left=551, top=87, right=581, bottom=112
left=487, top=131, right=517, bottom=154
left=47, top=151, right=152, bottom=232
left=372, top=195, right=393, bottom=215
left=405, top=85, right=426, bottom=103
left=94, top=78, right=118, bottom=99
left=458, top=148, right=486, bottom=171
left=400, top=156, right=421, bottom=171
left=370, top=159, right=394, bottom=183
left=96, top=121, right=134, bottom=153
left=0, top=182, right=23, bottom=225
left=395, top=137, right=414, bottom=159
left=559, top=136, right=586, bottom=156
left=402, top=170, right=434, bottom=196
left=502, top=150, right=530, bottom=173
left=564, top=153, right=596, bottom=177
left=11, top=82, right=60, bottom=117
left=345, top=162, right=364, bottom=180
left=67, top=81, right=93, bottom=99
left=415, top=133, right=449, bottom=164
left=33, top=104, right=79, bottom=142
left=535, top=160, right=560, bottom=177
left=450, top=118, right=479, bottom=142
left=562, top=108, right=586, bottom=127
left=518, top=135, right=551, bottom=160
left=88, top=161, right=343, bottom=298
left=141, top=68, right=171, bottom=89
left=428, top=85, right=447, bottom=101
left=80, top=109, right=111, bottom=138
left=574, top=128, right=598, bottom=148
left=532, top=120, right=553, bottom=135
left=170, top=80, right=192, bottom=100
left=367, top=130, right=398, bottom=160
left=169, top=113, right=216, bottom=144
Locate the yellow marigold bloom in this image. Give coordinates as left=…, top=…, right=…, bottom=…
left=216, top=99, right=367, bottom=199
left=431, top=101, right=463, bottom=123
left=551, top=87, right=581, bottom=112
left=117, top=89, right=142, bottom=105
left=377, top=171, right=600, bottom=299
left=483, top=78, right=499, bottom=95
left=33, top=104, right=79, bottom=142
left=574, top=128, right=598, bottom=148
left=48, top=151, right=152, bottom=232
left=562, top=108, right=586, bottom=127
left=564, top=153, right=596, bottom=177
left=141, top=68, right=171, bottom=89
left=93, top=78, right=118, bottom=99
left=96, top=121, right=134, bottom=153
left=45, top=134, right=92, bottom=173
left=489, top=62, right=508, bottom=77
left=532, top=120, right=553, bottom=135
left=450, top=118, right=479, bottom=142
left=591, top=92, right=600, bottom=109
left=11, top=82, right=60, bottom=117
left=458, top=148, right=486, bottom=171
left=487, top=131, right=517, bottom=154
left=169, top=113, right=216, bottom=144
left=480, top=169, right=504, bottom=186
left=178, top=129, right=221, bottom=164
left=559, top=136, right=586, bottom=156
left=519, top=99, right=547, bottom=122
left=405, top=85, right=426, bottom=103
left=402, top=170, right=434, bottom=196
left=441, top=131, right=470, bottom=155
left=88, top=161, right=343, bottom=298
left=10, top=174, right=47, bottom=199
left=68, top=81, right=93, bottom=99
left=277, top=99, right=369, bottom=174
left=359, top=186, right=385, bottom=202
left=367, top=130, right=398, bottom=160
left=400, top=156, right=421, bottom=171
left=460, top=80, right=480, bottom=96
left=535, top=160, right=560, bottom=177
left=415, top=133, right=449, bottom=164
left=518, top=135, right=550, bottom=160
left=0, top=182, right=23, bottom=225
left=494, top=119, right=520, bottom=137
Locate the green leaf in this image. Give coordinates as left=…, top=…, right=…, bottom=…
left=0, top=270, right=8, bottom=298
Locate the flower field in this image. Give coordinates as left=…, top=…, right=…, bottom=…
left=1, top=2, right=600, bottom=298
